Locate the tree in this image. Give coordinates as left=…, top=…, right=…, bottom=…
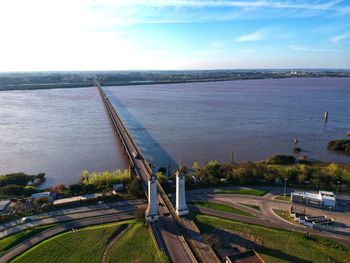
left=69, top=184, right=83, bottom=195
left=127, top=177, right=143, bottom=196
left=0, top=185, right=25, bottom=196
left=23, top=186, right=38, bottom=196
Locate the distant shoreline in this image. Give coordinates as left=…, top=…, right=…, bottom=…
left=1, top=70, right=350, bottom=92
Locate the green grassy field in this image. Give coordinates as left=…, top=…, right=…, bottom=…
left=194, top=214, right=350, bottom=263
left=11, top=220, right=132, bottom=263
left=214, top=188, right=267, bottom=196
left=192, top=201, right=254, bottom=217
left=0, top=223, right=59, bottom=256
left=105, top=220, right=167, bottom=263
left=274, top=194, right=291, bottom=202
left=239, top=203, right=261, bottom=211
left=273, top=209, right=297, bottom=224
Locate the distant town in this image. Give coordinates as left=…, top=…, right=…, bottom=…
left=1, top=69, right=350, bottom=91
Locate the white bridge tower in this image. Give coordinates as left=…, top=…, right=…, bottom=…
left=176, top=170, right=189, bottom=216
left=145, top=175, right=159, bottom=222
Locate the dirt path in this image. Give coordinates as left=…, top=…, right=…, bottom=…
left=101, top=224, right=130, bottom=263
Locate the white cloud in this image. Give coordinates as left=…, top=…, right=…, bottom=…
left=288, top=45, right=335, bottom=52
left=331, top=33, right=350, bottom=43
left=236, top=29, right=268, bottom=42
left=89, top=0, right=344, bottom=11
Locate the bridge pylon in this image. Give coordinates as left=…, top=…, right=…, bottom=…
left=145, top=175, right=159, bottom=222
left=176, top=170, right=189, bottom=216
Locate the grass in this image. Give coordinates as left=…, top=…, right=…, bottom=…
left=193, top=214, right=350, bottom=263
left=274, top=194, right=291, bottom=202
left=192, top=201, right=254, bottom=217
left=273, top=209, right=296, bottom=224
left=0, top=223, right=59, bottom=256
left=11, top=220, right=133, bottom=263
left=214, top=188, right=267, bottom=196
left=105, top=220, right=168, bottom=263
left=239, top=203, right=261, bottom=211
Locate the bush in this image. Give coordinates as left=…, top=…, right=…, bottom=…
left=126, top=177, right=143, bottom=196
left=68, top=184, right=84, bottom=195
left=81, top=169, right=130, bottom=189
left=23, top=186, right=38, bottom=196
left=328, top=139, right=350, bottom=153
left=0, top=173, right=45, bottom=187
left=0, top=185, right=25, bottom=196
left=265, top=155, right=296, bottom=165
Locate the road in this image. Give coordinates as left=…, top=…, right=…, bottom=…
left=189, top=192, right=350, bottom=246
left=0, top=213, right=135, bottom=263
left=0, top=199, right=147, bottom=239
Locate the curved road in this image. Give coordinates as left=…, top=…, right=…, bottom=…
left=189, top=193, right=350, bottom=246
left=0, top=213, right=135, bottom=263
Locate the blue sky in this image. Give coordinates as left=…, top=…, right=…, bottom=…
left=0, top=0, right=349, bottom=71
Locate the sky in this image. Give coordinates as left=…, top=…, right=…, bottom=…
left=0, top=0, right=350, bottom=71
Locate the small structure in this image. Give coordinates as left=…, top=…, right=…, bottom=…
left=176, top=170, right=189, bottom=216
left=53, top=193, right=103, bottom=206
left=226, top=250, right=265, bottom=263
left=291, top=190, right=336, bottom=208
left=145, top=175, right=159, bottom=222
left=30, top=192, right=56, bottom=202
left=112, top=183, right=125, bottom=194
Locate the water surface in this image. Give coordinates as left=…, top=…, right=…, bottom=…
left=106, top=77, right=350, bottom=170
left=0, top=87, right=127, bottom=187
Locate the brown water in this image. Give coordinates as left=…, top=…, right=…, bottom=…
left=105, top=77, right=350, bottom=171
left=0, top=78, right=349, bottom=187
left=0, top=87, right=127, bottom=187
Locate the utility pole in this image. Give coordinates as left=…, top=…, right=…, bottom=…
left=336, top=181, right=341, bottom=195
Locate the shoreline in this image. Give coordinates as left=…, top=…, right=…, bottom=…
left=1, top=75, right=350, bottom=92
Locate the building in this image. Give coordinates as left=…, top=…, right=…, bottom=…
left=30, top=192, right=56, bottom=202
left=226, top=250, right=265, bottom=263
left=291, top=190, right=336, bottom=208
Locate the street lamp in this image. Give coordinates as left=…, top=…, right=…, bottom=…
left=283, top=178, right=288, bottom=196
left=336, top=181, right=341, bottom=195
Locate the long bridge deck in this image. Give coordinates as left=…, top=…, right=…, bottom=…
left=97, top=85, right=199, bottom=263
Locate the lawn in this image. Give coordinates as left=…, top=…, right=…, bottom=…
left=192, top=201, right=254, bottom=217
left=214, top=188, right=267, bottom=196
left=274, top=194, right=291, bottom=202
left=11, top=220, right=132, bottom=263
left=273, top=209, right=296, bottom=224
left=194, top=214, right=350, bottom=263
left=105, top=220, right=168, bottom=263
left=239, top=203, right=261, bottom=211
left=0, top=223, right=59, bottom=256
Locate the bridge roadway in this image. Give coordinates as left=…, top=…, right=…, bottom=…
left=97, top=85, right=197, bottom=263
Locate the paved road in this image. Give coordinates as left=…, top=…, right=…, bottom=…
left=0, top=199, right=147, bottom=239
left=0, top=213, right=135, bottom=263
left=189, top=193, right=350, bottom=246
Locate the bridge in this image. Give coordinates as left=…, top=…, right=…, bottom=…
left=97, top=84, right=202, bottom=263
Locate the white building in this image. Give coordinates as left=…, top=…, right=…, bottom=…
left=291, top=190, right=336, bottom=208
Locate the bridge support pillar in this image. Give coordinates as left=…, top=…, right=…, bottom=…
left=145, top=176, right=159, bottom=222
left=176, top=171, right=189, bottom=216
